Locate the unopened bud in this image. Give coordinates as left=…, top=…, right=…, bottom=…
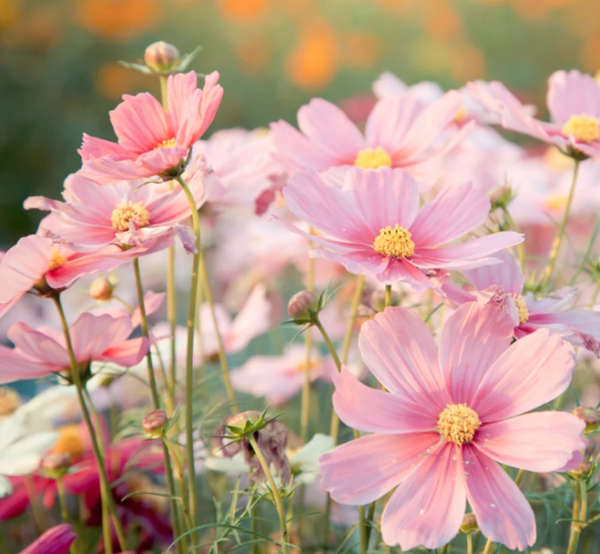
left=288, top=290, right=319, bottom=322
left=88, top=276, right=113, bottom=301
left=142, top=409, right=168, bottom=438
left=144, top=41, right=180, bottom=73
left=489, top=184, right=515, bottom=211
left=371, top=289, right=398, bottom=312
left=460, top=512, right=478, bottom=533
left=41, top=453, right=71, bottom=478
left=569, top=460, right=592, bottom=479
left=573, top=406, right=600, bottom=433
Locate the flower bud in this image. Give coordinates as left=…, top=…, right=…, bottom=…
left=568, top=460, right=592, bottom=479
left=459, top=512, right=478, bottom=533
left=144, top=41, right=180, bottom=73
left=371, top=289, right=398, bottom=312
left=573, top=406, right=600, bottom=433
left=142, top=409, right=168, bottom=438
left=288, top=290, right=319, bottom=322
left=41, top=452, right=71, bottom=478
left=88, top=276, right=114, bottom=301
left=489, top=184, right=515, bottom=211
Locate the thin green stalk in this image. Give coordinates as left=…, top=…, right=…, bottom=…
left=301, top=230, right=315, bottom=443
left=567, top=479, right=588, bottom=554
left=439, top=545, right=449, bottom=554
left=52, top=296, right=129, bottom=552
left=385, top=284, right=392, bottom=308
left=543, top=158, right=581, bottom=286
left=56, top=477, right=70, bottom=524
left=248, top=436, right=290, bottom=554
left=175, top=175, right=201, bottom=540
left=503, top=207, right=526, bottom=269
left=482, top=539, right=494, bottom=554
left=25, top=475, right=45, bottom=533
left=467, top=533, right=473, bottom=554
left=163, top=437, right=193, bottom=531
left=0, top=527, right=9, bottom=554
left=168, top=246, right=177, bottom=405
left=315, top=319, right=341, bottom=371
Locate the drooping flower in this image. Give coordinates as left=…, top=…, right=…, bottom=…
left=280, top=167, right=523, bottom=287
left=0, top=235, right=125, bottom=320
left=78, top=71, right=223, bottom=184
left=319, top=303, right=585, bottom=551
left=270, top=91, right=471, bottom=174
left=0, top=312, right=149, bottom=385
left=18, top=524, right=76, bottom=554
left=469, top=70, right=600, bottom=158
left=440, top=250, right=600, bottom=352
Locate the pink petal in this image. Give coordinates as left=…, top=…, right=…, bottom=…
left=78, top=134, right=128, bottom=162
left=358, top=307, right=449, bottom=417
left=0, top=345, right=55, bottom=384
left=463, top=445, right=535, bottom=551
left=472, top=329, right=576, bottom=422
left=319, top=432, right=441, bottom=505
left=98, top=337, right=149, bottom=367
left=410, top=181, right=491, bottom=248
left=381, top=443, right=466, bottom=550
left=297, top=98, right=364, bottom=164
left=225, top=284, right=271, bottom=354
left=136, top=146, right=188, bottom=174
left=8, top=322, right=69, bottom=368
left=547, top=70, right=600, bottom=124
left=474, top=411, right=585, bottom=472
left=439, top=302, right=514, bottom=406
left=374, top=258, right=433, bottom=290
left=77, top=155, right=142, bottom=186
left=19, top=523, right=76, bottom=554
left=193, top=71, right=224, bottom=142
left=69, top=313, right=134, bottom=362
left=462, top=249, right=524, bottom=295
left=167, top=71, right=198, bottom=131
left=332, top=366, right=440, bottom=434
left=130, top=291, right=165, bottom=329
left=530, top=308, right=600, bottom=339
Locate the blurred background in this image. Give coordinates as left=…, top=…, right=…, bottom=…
left=1, top=0, right=599, bottom=246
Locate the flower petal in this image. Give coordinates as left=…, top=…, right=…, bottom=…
left=462, top=249, right=524, bottom=295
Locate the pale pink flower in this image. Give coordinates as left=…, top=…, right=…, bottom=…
left=78, top=71, right=223, bottom=184
left=280, top=167, right=523, bottom=287
left=320, top=304, right=585, bottom=551
left=0, top=312, right=148, bottom=384
left=18, top=524, right=76, bottom=554
left=0, top=235, right=125, bottom=320
left=270, top=92, right=471, bottom=174
left=469, top=70, right=600, bottom=158
left=441, top=250, right=600, bottom=352
left=26, top=166, right=208, bottom=254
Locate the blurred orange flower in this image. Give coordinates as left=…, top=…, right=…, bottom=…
left=285, top=20, right=339, bottom=90
left=0, top=0, right=20, bottom=29
left=217, top=0, right=270, bottom=22
left=75, top=0, right=161, bottom=42
left=422, top=0, right=462, bottom=40
left=95, top=62, right=151, bottom=99
left=343, top=32, right=381, bottom=69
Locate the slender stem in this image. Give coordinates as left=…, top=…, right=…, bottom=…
left=168, top=246, right=177, bottom=406
left=543, top=158, right=581, bottom=286
left=52, top=296, right=129, bottom=552
left=385, top=284, right=392, bottom=308
left=503, top=207, right=526, bottom=269
left=482, top=539, right=494, bottom=554
left=25, top=475, right=45, bottom=533
left=439, top=545, right=449, bottom=554
left=248, top=436, right=290, bottom=554
left=567, top=479, right=588, bottom=554
left=163, top=437, right=193, bottom=530
left=301, top=230, right=315, bottom=443
left=0, top=526, right=9, bottom=554
left=467, top=533, right=473, bottom=554
left=56, top=477, right=70, bottom=524
left=515, top=468, right=525, bottom=487
left=315, top=319, right=341, bottom=371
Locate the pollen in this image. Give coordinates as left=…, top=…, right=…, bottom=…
left=53, top=424, right=85, bottom=463
left=354, top=147, right=392, bottom=169
left=562, top=114, right=600, bottom=144
left=437, top=404, right=481, bottom=446
left=49, top=250, right=68, bottom=271
left=157, top=137, right=176, bottom=149
left=111, top=201, right=151, bottom=232
left=511, top=293, right=529, bottom=324
left=0, top=387, right=21, bottom=416
left=373, top=224, right=415, bottom=258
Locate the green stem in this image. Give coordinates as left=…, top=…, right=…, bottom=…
left=52, top=296, right=129, bottom=552
left=248, top=436, right=290, bottom=554
left=543, top=158, right=580, bottom=286
left=314, top=319, right=341, bottom=371
left=384, top=284, right=392, bottom=308
left=482, top=539, right=494, bottom=554
left=0, top=526, right=10, bottom=554
left=439, top=545, right=449, bottom=554
left=467, top=533, right=473, bottom=554
left=503, top=207, right=526, bottom=269
left=567, top=479, right=588, bottom=554
left=25, top=475, right=45, bottom=533
left=301, top=230, right=315, bottom=444
left=57, top=477, right=70, bottom=524
left=167, top=246, right=177, bottom=406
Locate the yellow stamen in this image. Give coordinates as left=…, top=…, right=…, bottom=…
left=157, top=137, right=176, bottom=149
left=437, top=404, right=481, bottom=446
left=111, top=201, right=151, bottom=232
left=511, top=293, right=529, bottom=324
left=53, top=424, right=85, bottom=462
left=373, top=224, right=415, bottom=258
left=49, top=250, right=67, bottom=271
left=293, top=360, right=320, bottom=374
left=354, top=147, right=392, bottom=169
left=562, top=114, right=600, bottom=143
left=0, top=387, right=21, bottom=416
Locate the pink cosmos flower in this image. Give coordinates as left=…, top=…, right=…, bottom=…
left=320, top=303, right=585, bottom=551
left=18, top=524, right=76, bottom=554
left=281, top=167, right=523, bottom=287
left=0, top=312, right=149, bottom=384
left=78, top=71, right=223, bottom=184
left=270, top=91, right=471, bottom=174
left=469, top=70, right=600, bottom=158
left=26, top=161, right=211, bottom=254
left=440, top=250, right=600, bottom=352
left=0, top=235, right=125, bottom=320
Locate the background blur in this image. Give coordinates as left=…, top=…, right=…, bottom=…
left=1, top=0, right=599, bottom=246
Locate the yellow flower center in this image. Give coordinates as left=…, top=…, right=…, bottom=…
left=354, top=147, right=392, bottom=169
left=49, top=250, right=68, bottom=271
left=293, top=360, right=320, bottom=373
left=562, top=114, right=600, bottom=143
left=111, top=201, right=151, bottom=232
left=544, top=193, right=569, bottom=212
left=53, top=424, right=85, bottom=463
left=373, top=224, right=415, bottom=258
left=438, top=404, right=481, bottom=446
left=0, top=387, right=21, bottom=416
left=157, top=137, right=176, bottom=149
left=511, top=293, right=529, bottom=324
left=454, top=105, right=469, bottom=123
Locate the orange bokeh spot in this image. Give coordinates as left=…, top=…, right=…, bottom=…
left=218, top=0, right=270, bottom=22
left=286, top=20, right=339, bottom=90
left=449, top=41, right=486, bottom=81
left=0, top=0, right=20, bottom=29
left=75, top=0, right=161, bottom=42
left=344, top=32, right=381, bottom=69
left=235, top=36, right=271, bottom=76
left=95, top=62, right=151, bottom=99
left=423, top=0, right=462, bottom=40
